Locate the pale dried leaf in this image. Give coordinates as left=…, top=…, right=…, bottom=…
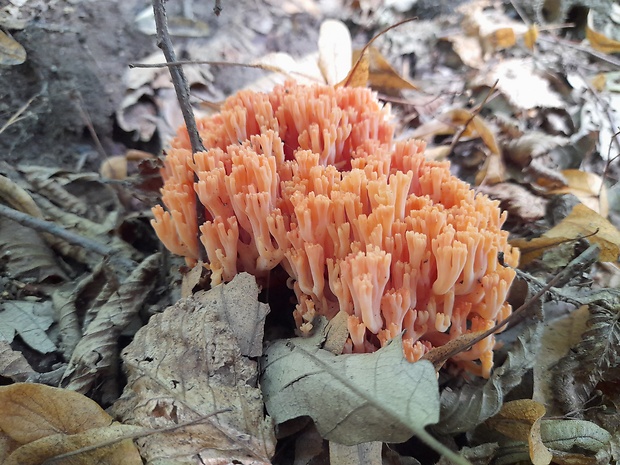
left=0, top=301, right=56, bottom=354
left=0, top=29, right=26, bottom=66
left=0, top=216, right=68, bottom=283
left=550, top=170, right=608, bottom=217
left=473, top=59, right=564, bottom=109
left=318, top=20, right=352, bottom=85
left=532, top=305, right=590, bottom=413
left=61, top=254, right=160, bottom=394
left=261, top=326, right=440, bottom=446
left=110, top=273, right=275, bottom=464
left=329, top=441, right=382, bottom=465
left=552, top=302, right=620, bottom=416
left=0, top=341, right=36, bottom=382
left=210, top=273, right=270, bottom=358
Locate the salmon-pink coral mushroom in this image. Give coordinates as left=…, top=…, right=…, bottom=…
left=151, top=81, right=519, bottom=377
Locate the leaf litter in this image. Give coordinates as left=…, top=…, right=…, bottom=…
left=1, top=0, right=620, bottom=464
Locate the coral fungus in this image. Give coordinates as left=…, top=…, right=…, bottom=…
left=152, top=81, right=519, bottom=377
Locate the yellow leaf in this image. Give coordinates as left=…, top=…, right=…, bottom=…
left=487, top=27, right=516, bottom=50
left=0, top=30, right=26, bottom=66
left=550, top=169, right=608, bottom=217
left=487, top=400, right=553, bottom=465
left=586, top=12, right=620, bottom=54
left=511, top=203, right=620, bottom=266
left=523, top=25, right=539, bottom=50
left=338, top=48, right=369, bottom=88
left=353, top=46, right=417, bottom=93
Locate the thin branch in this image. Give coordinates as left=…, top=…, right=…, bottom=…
left=151, top=0, right=207, bottom=261
left=0, top=203, right=135, bottom=270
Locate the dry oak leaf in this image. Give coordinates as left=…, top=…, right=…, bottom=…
left=0, top=382, right=141, bottom=465
left=109, top=273, right=274, bottom=464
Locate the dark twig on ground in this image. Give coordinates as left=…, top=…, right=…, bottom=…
left=151, top=0, right=207, bottom=261
left=0, top=203, right=136, bottom=270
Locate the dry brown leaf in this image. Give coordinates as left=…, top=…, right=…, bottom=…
left=329, top=441, right=382, bottom=465
left=110, top=273, right=275, bottom=463
left=351, top=47, right=418, bottom=93
left=475, top=152, right=506, bottom=185
left=487, top=399, right=552, bottom=465
left=0, top=29, right=26, bottom=66
left=318, top=19, right=352, bottom=86
left=0, top=383, right=141, bottom=465
left=99, top=155, right=127, bottom=180
left=586, top=12, right=620, bottom=54
left=61, top=254, right=160, bottom=394
left=339, top=48, right=369, bottom=88
left=0, top=341, right=35, bottom=383
left=323, top=310, right=350, bottom=355
left=477, top=183, right=547, bottom=222
left=549, top=169, right=608, bottom=217
left=511, top=203, right=620, bottom=266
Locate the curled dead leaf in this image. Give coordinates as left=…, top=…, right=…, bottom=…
left=0, top=29, right=26, bottom=66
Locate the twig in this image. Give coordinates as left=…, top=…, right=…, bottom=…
left=447, top=80, right=498, bottom=155
left=151, top=0, right=207, bottom=261
left=537, top=35, right=620, bottom=68
left=0, top=203, right=135, bottom=270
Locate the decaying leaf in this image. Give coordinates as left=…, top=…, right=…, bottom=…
left=586, top=11, right=620, bottom=54
left=351, top=47, right=418, bottom=94
left=0, top=383, right=141, bottom=465
left=552, top=302, right=620, bottom=416
left=477, top=183, right=547, bottom=223
left=318, top=19, right=352, bottom=86
left=0, top=341, right=36, bottom=383
left=110, top=273, right=275, bottom=464
left=61, top=254, right=160, bottom=394
left=0, top=301, right=56, bottom=354
left=549, top=170, right=608, bottom=217
left=0, top=216, right=68, bottom=283
left=511, top=203, right=620, bottom=266
left=261, top=321, right=442, bottom=447
left=533, top=306, right=590, bottom=414
left=487, top=399, right=552, bottom=465
left=0, top=29, right=26, bottom=66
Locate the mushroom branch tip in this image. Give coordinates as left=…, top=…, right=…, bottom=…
left=151, top=81, right=519, bottom=377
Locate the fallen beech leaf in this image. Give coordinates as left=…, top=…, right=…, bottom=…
left=511, top=203, right=620, bottom=265
left=351, top=47, right=418, bottom=93
left=0, top=341, right=36, bottom=383
left=0, top=29, right=26, bottom=66
left=110, top=273, right=275, bottom=464
left=586, top=12, right=620, bottom=54
left=0, top=383, right=141, bottom=464
left=318, top=19, right=352, bottom=85
left=475, top=151, right=506, bottom=185
left=181, top=260, right=204, bottom=298
left=550, top=169, right=608, bottom=217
